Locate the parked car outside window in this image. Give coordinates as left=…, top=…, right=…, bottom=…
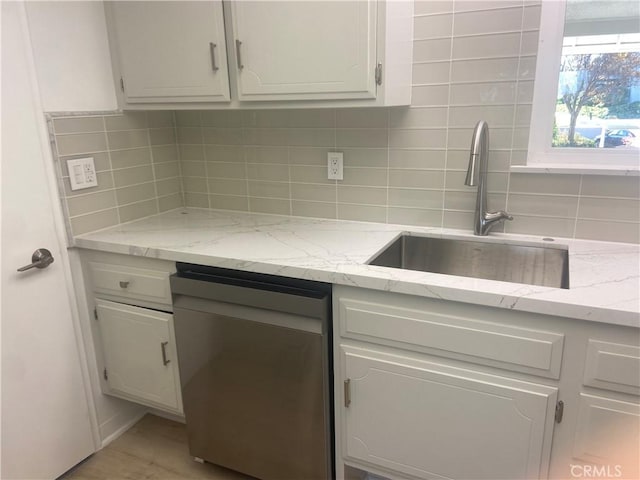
left=594, top=129, right=637, bottom=148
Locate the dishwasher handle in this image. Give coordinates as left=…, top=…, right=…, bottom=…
left=170, top=274, right=329, bottom=320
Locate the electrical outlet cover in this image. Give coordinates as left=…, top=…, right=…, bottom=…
left=67, top=157, right=98, bottom=190
left=327, top=152, right=344, bottom=180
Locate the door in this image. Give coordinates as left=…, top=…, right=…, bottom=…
left=341, top=346, right=558, bottom=480
left=107, top=0, right=230, bottom=103
left=96, top=299, right=181, bottom=412
left=230, top=1, right=377, bottom=101
left=1, top=2, right=97, bottom=478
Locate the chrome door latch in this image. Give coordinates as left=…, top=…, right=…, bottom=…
left=17, top=248, right=54, bottom=272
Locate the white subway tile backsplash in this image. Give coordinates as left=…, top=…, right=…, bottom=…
left=248, top=181, right=290, bottom=199
left=287, top=128, right=334, bottom=147
left=575, top=220, right=640, bottom=244
left=454, top=1, right=523, bottom=13
left=336, top=108, right=388, bottom=128
left=388, top=207, right=442, bottom=226
left=453, top=7, right=524, bottom=36
left=207, top=178, right=247, bottom=196
left=389, top=169, right=445, bottom=189
left=452, top=32, right=522, bottom=59
left=451, top=57, right=520, bottom=83
left=412, top=62, right=451, bottom=85
left=292, top=200, right=336, bottom=219
left=450, top=82, right=517, bottom=106
left=338, top=186, right=387, bottom=205
left=54, top=116, right=104, bottom=134
left=388, top=188, right=444, bottom=209
left=578, top=197, right=640, bottom=222
left=105, top=112, right=148, bottom=131
left=414, top=0, right=452, bottom=15
left=107, top=130, right=149, bottom=150
left=247, top=164, right=288, bottom=182
left=448, top=105, right=515, bottom=128
left=389, top=149, right=446, bottom=169
left=411, top=85, right=450, bottom=106
left=389, top=129, right=447, bottom=148
left=56, top=132, right=107, bottom=156
left=291, top=183, right=336, bottom=202
left=508, top=194, right=579, bottom=218
left=390, top=107, right=448, bottom=128
left=414, top=38, right=453, bottom=62
left=340, top=148, right=388, bottom=168
left=413, top=13, right=453, bottom=39
left=336, top=129, right=388, bottom=148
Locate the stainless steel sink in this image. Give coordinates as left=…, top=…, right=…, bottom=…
left=368, top=235, right=570, bottom=289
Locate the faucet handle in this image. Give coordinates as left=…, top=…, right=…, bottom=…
left=484, top=210, right=514, bottom=225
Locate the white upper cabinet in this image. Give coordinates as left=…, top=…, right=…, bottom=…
left=229, top=1, right=377, bottom=101
left=105, top=1, right=230, bottom=104
left=104, top=1, right=413, bottom=109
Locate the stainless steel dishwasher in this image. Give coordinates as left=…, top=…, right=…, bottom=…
left=170, top=263, right=333, bottom=480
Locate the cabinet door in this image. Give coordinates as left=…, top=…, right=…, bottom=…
left=230, top=1, right=377, bottom=101
left=96, top=299, right=181, bottom=412
left=341, top=346, right=557, bottom=480
left=571, top=394, right=640, bottom=479
left=107, top=1, right=230, bottom=103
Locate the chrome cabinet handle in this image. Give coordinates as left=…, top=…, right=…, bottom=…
left=119, top=281, right=130, bottom=289
left=161, top=341, right=170, bottom=366
left=17, top=248, right=54, bottom=272
left=235, top=39, right=244, bottom=70
left=209, top=42, right=219, bottom=72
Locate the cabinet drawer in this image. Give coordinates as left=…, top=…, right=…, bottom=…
left=89, top=261, right=172, bottom=308
left=584, top=340, right=640, bottom=395
left=338, top=297, right=564, bottom=378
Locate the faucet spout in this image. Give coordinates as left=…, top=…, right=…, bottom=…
left=465, top=121, right=513, bottom=236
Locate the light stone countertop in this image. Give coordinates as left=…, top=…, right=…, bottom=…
left=74, top=208, right=640, bottom=328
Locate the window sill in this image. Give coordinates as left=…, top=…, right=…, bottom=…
left=510, top=164, right=640, bottom=176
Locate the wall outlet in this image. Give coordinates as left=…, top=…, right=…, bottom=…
left=327, top=152, right=343, bottom=180
left=67, top=157, right=98, bottom=190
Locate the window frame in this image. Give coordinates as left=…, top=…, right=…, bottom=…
left=520, top=0, right=640, bottom=175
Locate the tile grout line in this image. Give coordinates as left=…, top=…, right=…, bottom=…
left=441, top=2, right=456, bottom=229
left=503, top=0, right=527, bottom=233
left=102, top=115, right=122, bottom=226
left=144, top=112, right=163, bottom=216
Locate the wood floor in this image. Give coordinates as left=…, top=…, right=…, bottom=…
left=61, top=414, right=256, bottom=480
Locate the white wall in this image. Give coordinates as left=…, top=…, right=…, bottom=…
left=25, top=1, right=117, bottom=112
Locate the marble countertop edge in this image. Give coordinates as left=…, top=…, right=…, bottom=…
left=73, top=208, right=640, bottom=329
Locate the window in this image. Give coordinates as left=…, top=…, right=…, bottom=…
left=523, top=0, right=640, bottom=173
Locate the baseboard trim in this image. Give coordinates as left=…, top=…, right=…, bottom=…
left=100, top=409, right=148, bottom=449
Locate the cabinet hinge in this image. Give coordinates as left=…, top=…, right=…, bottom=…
left=555, top=400, right=564, bottom=423
left=120, top=77, right=125, bottom=92
left=103, top=368, right=108, bottom=381
left=375, top=62, right=382, bottom=86
left=344, top=378, right=351, bottom=407
left=94, top=308, right=98, bottom=320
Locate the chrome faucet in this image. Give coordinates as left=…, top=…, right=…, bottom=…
left=465, top=120, right=513, bottom=236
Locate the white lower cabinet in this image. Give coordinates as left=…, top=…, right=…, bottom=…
left=96, top=299, right=182, bottom=414
left=341, top=345, right=557, bottom=480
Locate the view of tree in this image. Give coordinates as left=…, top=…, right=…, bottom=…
left=558, top=52, right=640, bottom=145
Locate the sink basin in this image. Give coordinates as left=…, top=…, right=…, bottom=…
left=368, top=235, right=570, bottom=289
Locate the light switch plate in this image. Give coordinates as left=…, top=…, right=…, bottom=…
left=67, top=157, right=98, bottom=190
left=327, top=152, right=344, bottom=180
